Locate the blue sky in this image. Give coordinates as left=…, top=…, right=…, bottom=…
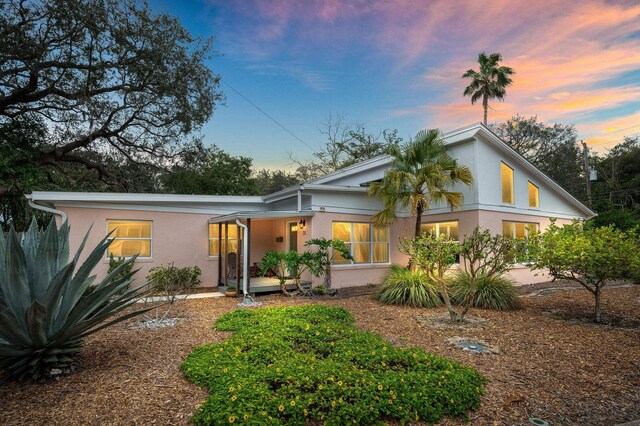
left=151, top=0, right=640, bottom=169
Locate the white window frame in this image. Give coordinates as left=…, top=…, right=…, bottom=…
left=332, top=221, right=390, bottom=265
left=105, top=220, right=153, bottom=259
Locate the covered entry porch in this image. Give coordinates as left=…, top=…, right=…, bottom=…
left=208, top=210, right=314, bottom=294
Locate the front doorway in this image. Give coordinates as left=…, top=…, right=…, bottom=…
left=287, top=221, right=298, bottom=252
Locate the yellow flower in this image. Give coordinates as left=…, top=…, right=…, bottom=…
left=331, top=401, right=337, bottom=407
left=231, top=395, right=237, bottom=401
left=229, top=387, right=235, bottom=392
left=337, top=380, right=343, bottom=386
left=318, top=385, right=323, bottom=390
left=278, top=405, right=285, bottom=412
left=229, top=416, right=236, bottom=423
left=388, top=399, right=393, bottom=404
left=377, top=384, right=383, bottom=390
left=338, top=398, right=343, bottom=403
left=303, top=409, right=308, bottom=416
left=243, top=414, right=249, bottom=420
left=290, top=400, right=296, bottom=406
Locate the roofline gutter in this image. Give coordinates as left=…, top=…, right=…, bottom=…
left=26, top=196, right=68, bottom=223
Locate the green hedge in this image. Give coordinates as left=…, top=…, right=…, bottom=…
left=182, top=305, right=485, bottom=425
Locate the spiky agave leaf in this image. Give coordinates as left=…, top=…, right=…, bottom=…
left=0, top=218, right=153, bottom=381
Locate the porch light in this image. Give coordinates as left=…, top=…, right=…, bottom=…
left=299, top=219, right=306, bottom=230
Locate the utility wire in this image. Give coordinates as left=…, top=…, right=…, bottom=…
left=221, top=79, right=317, bottom=153
left=589, top=131, right=640, bottom=148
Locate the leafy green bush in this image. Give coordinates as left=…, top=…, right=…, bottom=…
left=146, top=263, right=201, bottom=295
left=108, top=254, right=134, bottom=293
left=182, top=305, right=485, bottom=425
left=374, top=264, right=442, bottom=308
left=0, top=218, right=151, bottom=381
left=447, top=271, right=521, bottom=311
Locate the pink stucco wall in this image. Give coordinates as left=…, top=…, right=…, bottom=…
left=59, top=207, right=309, bottom=288
left=60, top=205, right=570, bottom=290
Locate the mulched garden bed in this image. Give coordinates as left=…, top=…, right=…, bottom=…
left=1, top=285, right=639, bottom=425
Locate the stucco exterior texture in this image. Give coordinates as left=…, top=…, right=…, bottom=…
left=60, top=206, right=569, bottom=290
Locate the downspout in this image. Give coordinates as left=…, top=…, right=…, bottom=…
left=27, top=197, right=68, bottom=223
left=235, top=219, right=255, bottom=304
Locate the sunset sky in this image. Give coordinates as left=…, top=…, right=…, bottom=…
left=152, top=0, right=640, bottom=170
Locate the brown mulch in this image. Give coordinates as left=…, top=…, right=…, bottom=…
left=1, top=286, right=640, bottom=426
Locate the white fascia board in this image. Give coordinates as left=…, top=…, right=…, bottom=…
left=29, top=191, right=265, bottom=204
left=302, top=184, right=369, bottom=193
left=52, top=202, right=261, bottom=215
left=304, top=156, right=393, bottom=185
left=261, top=185, right=302, bottom=203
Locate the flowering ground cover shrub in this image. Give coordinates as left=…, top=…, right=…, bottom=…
left=182, top=305, right=485, bottom=425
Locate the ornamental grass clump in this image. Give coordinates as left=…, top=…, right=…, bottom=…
left=0, top=218, right=152, bottom=381
left=375, top=264, right=442, bottom=308
left=182, top=305, right=485, bottom=425
left=448, top=271, right=521, bottom=311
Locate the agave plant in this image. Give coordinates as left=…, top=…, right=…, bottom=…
left=0, top=218, right=152, bottom=381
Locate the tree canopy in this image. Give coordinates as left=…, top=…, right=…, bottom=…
left=0, top=0, right=222, bottom=196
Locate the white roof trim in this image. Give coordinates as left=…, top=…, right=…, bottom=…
left=208, top=210, right=314, bottom=223
left=29, top=191, right=264, bottom=204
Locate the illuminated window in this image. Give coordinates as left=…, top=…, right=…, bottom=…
left=331, top=222, right=390, bottom=264
left=528, top=181, right=539, bottom=208
left=420, top=221, right=459, bottom=241
left=106, top=220, right=152, bottom=258
left=208, top=223, right=240, bottom=256
left=501, top=162, right=514, bottom=204
left=502, top=221, right=539, bottom=238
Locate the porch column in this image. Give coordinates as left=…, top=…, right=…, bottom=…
left=246, top=218, right=251, bottom=294
left=217, top=222, right=222, bottom=286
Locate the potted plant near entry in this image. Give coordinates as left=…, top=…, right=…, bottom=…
left=225, top=285, right=237, bottom=297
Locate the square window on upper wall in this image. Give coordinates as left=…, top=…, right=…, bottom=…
left=528, top=181, right=539, bottom=208
left=501, top=162, right=514, bottom=204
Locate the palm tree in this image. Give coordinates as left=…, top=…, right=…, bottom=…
left=462, top=52, right=515, bottom=125
left=368, top=129, right=473, bottom=238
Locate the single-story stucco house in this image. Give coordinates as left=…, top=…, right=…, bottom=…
left=26, top=123, right=594, bottom=293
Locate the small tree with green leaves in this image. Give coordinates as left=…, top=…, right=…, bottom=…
left=454, top=228, right=526, bottom=320
left=400, top=234, right=460, bottom=321
left=528, top=220, right=640, bottom=323
left=304, top=238, right=353, bottom=290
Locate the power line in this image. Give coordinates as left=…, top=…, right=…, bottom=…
left=589, top=131, right=640, bottom=148
left=221, top=79, right=317, bottom=153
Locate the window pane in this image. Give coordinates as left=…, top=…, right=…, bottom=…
left=373, top=243, right=389, bottom=263
left=501, top=162, right=514, bottom=204
left=353, top=223, right=371, bottom=243
left=502, top=222, right=514, bottom=238
left=108, top=239, right=151, bottom=257
left=209, top=239, right=219, bottom=256
left=226, top=224, right=239, bottom=239
left=334, top=243, right=351, bottom=263
left=227, top=239, right=238, bottom=254
left=373, top=226, right=389, bottom=242
left=528, top=223, right=539, bottom=234
left=440, top=221, right=459, bottom=241
left=528, top=182, right=539, bottom=208
left=514, top=222, right=527, bottom=238
left=332, top=222, right=351, bottom=242
left=420, top=223, right=437, bottom=236
left=353, top=243, right=370, bottom=263
left=107, top=221, right=151, bottom=238
left=209, top=223, right=220, bottom=239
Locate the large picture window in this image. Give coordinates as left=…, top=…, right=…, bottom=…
left=501, top=162, right=514, bottom=204
left=208, top=223, right=239, bottom=256
left=106, top=220, right=152, bottom=258
left=502, top=221, right=539, bottom=238
left=420, top=221, right=459, bottom=240
left=332, top=222, right=389, bottom=264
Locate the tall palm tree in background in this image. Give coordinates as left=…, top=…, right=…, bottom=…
left=462, top=52, right=515, bottom=125
left=369, top=129, right=473, bottom=238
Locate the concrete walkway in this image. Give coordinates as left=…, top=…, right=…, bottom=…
left=137, top=292, right=225, bottom=303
